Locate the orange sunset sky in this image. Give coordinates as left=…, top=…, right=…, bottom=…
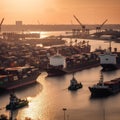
left=0, top=0, right=120, bottom=24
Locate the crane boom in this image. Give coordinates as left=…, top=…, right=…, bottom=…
left=100, top=19, right=108, bottom=28
left=0, top=18, right=4, bottom=26
left=73, top=15, right=83, bottom=27
left=73, top=14, right=89, bottom=36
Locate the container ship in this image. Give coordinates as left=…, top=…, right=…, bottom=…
left=64, top=53, right=100, bottom=73
left=46, top=52, right=67, bottom=77
left=0, top=66, right=40, bottom=91
left=46, top=51, right=100, bottom=77
left=99, top=44, right=120, bottom=71
left=89, top=72, right=120, bottom=97
left=99, top=52, right=120, bottom=71
left=46, top=41, right=101, bottom=77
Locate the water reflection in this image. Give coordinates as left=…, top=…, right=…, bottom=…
left=16, top=82, right=42, bottom=98
left=1, top=67, right=120, bottom=120
left=1, top=38, right=120, bottom=120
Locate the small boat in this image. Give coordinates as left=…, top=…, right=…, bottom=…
left=6, top=92, right=29, bottom=110
left=89, top=72, right=120, bottom=97
left=68, top=73, right=82, bottom=91
left=0, top=114, right=8, bottom=120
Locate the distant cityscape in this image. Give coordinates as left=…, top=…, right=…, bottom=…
left=1, top=21, right=120, bottom=32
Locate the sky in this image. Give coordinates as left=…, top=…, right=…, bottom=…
left=0, top=0, right=120, bottom=24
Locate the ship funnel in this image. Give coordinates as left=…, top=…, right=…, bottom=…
left=99, top=72, right=104, bottom=86
left=106, top=48, right=111, bottom=54
left=106, top=41, right=112, bottom=53
left=114, top=48, right=117, bottom=52
left=109, top=40, right=112, bottom=52
left=108, top=47, right=112, bottom=52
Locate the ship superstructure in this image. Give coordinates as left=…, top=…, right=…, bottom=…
left=46, top=51, right=66, bottom=76
left=99, top=42, right=120, bottom=71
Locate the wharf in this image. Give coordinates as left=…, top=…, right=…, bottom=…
left=56, top=30, right=120, bottom=42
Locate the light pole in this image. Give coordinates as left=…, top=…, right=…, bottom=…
left=9, top=104, right=13, bottom=120
left=67, top=114, right=69, bottom=120
left=62, top=108, right=67, bottom=120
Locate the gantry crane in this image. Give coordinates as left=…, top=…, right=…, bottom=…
left=0, top=18, right=4, bottom=33
left=96, top=19, right=108, bottom=33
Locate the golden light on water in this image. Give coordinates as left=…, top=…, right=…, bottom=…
left=40, top=32, right=53, bottom=39
left=18, top=72, right=51, bottom=120
left=30, top=31, right=52, bottom=39
left=1, top=59, right=120, bottom=119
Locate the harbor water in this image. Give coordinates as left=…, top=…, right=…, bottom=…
left=0, top=32, right=120, bottom=120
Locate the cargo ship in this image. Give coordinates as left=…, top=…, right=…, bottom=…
left=45, top=41, right=100, bottom=77
left=46, top=51, right=100, bottom=77
left=0, top=66, right=40, bottom=91
left=46, top=52, right=67, bottom=77
left=89, top=72, right=120, bottom=97
left=99, top=52, right=120, bottom=71
left=65, top=53, right=100, bottom=73
left=99, top=43, right=120, bottom=71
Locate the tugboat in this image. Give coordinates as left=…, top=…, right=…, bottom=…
left=68, top=73, right=82, bottom=91
left=89, top=72, right=120, bottom=97
left=0, top=114, right=8, bottom=120
left=6, top=92, right=29, bottom=110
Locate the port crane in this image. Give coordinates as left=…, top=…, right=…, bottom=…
left=73, top=15, right=86, bottom=33
left=0, top=18, right=4, bottom=33
left=96, top=19, right=108, bottom=33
